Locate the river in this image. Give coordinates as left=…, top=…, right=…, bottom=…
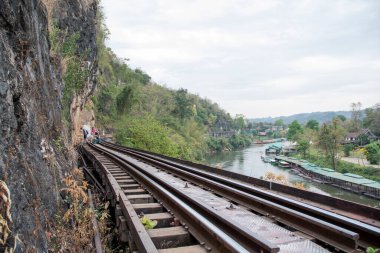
left=204, top=144, right=380, bottom=207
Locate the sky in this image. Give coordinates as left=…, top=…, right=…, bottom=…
left=101, top=0, right=380, bottom=118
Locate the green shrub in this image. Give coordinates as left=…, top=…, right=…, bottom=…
left=343, top=144, right=354, bottom=157
left=365, top=142, right=380, bottom=165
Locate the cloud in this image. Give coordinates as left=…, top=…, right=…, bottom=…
left=102, top=0, right=380, bottom=117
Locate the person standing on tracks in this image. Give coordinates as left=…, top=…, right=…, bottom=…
left=82, top=124, right=91, bottom=142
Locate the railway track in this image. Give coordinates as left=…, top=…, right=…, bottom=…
left=81, top=142, right=380, bottom=252
left=99, top=142, right=380, bottom=250
left=82, top=144, right=277, bottom=253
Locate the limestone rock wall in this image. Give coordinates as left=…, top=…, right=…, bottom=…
left=0, top=0, right=97, bottom=251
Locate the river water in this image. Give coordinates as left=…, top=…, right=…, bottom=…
left=204, top=144, right=380, bottom=207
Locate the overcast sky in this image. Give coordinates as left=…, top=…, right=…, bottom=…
left=102, top=0, right=380, bottom=118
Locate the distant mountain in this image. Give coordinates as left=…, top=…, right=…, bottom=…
left=250, top=111, right=354, bottom=124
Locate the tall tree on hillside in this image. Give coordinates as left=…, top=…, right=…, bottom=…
left=287, top=120, right=303, bottom=141
left=349, top=102, right=362, bottom=132
left=318, top=118, right=345, bottom=170
left=116, top=83, right=140, bottom=114
left=173, top=88, right=194, bottom=121
left=305, top=119, right=319, bottom=131
left=234, top=114, right=246, bottom=131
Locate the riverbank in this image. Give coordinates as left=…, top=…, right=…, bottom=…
left=252, top=138, right=283, bottom=144
left=204, top=144, right=380, bottom=207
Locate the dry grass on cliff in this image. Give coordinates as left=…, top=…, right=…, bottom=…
left=46, top=168, right=110, bottom=252
left=40, top=0, right=56, bottom=27
left=0, top=181, right=18, bottom=253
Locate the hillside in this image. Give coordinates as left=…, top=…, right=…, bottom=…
left=93, top=9, right=250, bottom=161
left=250, top=111, right=354, bottom=124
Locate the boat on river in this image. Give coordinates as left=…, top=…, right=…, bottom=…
left=269, top=158, right=277, bottom=165
left=278, top=161, right=290, bottom=168
left=261, top=156, right=271, bottom=163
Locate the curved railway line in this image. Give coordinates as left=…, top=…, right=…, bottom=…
left=80, top=142, right=380, bottom=253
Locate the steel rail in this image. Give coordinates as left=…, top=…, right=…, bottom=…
left=102, top=142, right=380, bottom=250
left=88, top=143, right=279, bottom=253
left=100, top=143, right=359, bottom=252
left=81, top=145, right=158, bottom=253
left=78, top=149, right=105, bottom=195
left=120, top=144, right=380, bottom=221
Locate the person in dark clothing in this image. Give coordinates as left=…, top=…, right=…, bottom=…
left=81, top=126, right=90, bottom=142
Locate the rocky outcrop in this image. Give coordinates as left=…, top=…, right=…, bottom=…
left=0, top=0, right=97, bottom=251
left=52, top=0, right=98, bottom=143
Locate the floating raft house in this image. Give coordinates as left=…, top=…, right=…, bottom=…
left=275, top=156, right=380, bottom=198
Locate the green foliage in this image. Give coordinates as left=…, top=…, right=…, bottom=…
left=305, top=119, right=319, bottom=131
left=293, top=151, right=380, bottom=181
left=53, top=136, right=64, bottom=151
left=343, top=144, right=354, bottom=157
left=207, top=134, right=252, bottom=152
left=287, top=120, right=303, bottom=140
left=365, top=142, right=380, bottom=165
left=318, top=119, right=345, bottom=170
left=234, top=114, right=246, bottom=130
left=366, top=247, right=380, bottom=253
left=173, top=88, right=194, bottom=121
left=336, top=114, right=347, bottom=122
left=349, top=102, right=362, bottom=132
left=49, top=23, right=90, bottom=121
left=363, top=104, right=380, bottom=136
left=116, top=83, right=140, bottom=114
left=115, top=116, right=180, bottom=157
left=297, top=140, right=310, bottom=158
left=134, top=69, right=151, bottom=85
left=274, top=119, right=284, bottom=126
left=207, top=137, right=232, bottom=152
left=140, top=216, right=157, bottom=230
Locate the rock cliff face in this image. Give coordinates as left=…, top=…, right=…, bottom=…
left=0, top=0, right=97, bottom=251
left=52, top=0, right=98, bottom=143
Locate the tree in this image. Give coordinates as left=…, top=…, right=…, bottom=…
left=365, top=142, right=380, bottom=165
left=134, top=68, right=151, bottom=85
left=336, top=114, right=347, bottom=122
left=234, top=114, right=246, bottom=130
left=343, top=144, right=354, bottom=157
left=274, top=119, right=284, bottom=126
left=297, top=140, right=311, bottom=158
left=363, top=103, right=380, bottom=136
left=318, top=118, right=345, bottom=170
left=173, top=88, right=194, bottom=121
left=116, top=83, right=140, bottom=114
left=305, top=119, right=319, bottom=131
left=349, top=102, right=362, bottom=132
left=287, top=120, right=303, bottom=141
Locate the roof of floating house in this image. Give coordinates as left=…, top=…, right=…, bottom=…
left=266, top=143, right=283, bottom=150
left=275, top=156, right=380, bottom=190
